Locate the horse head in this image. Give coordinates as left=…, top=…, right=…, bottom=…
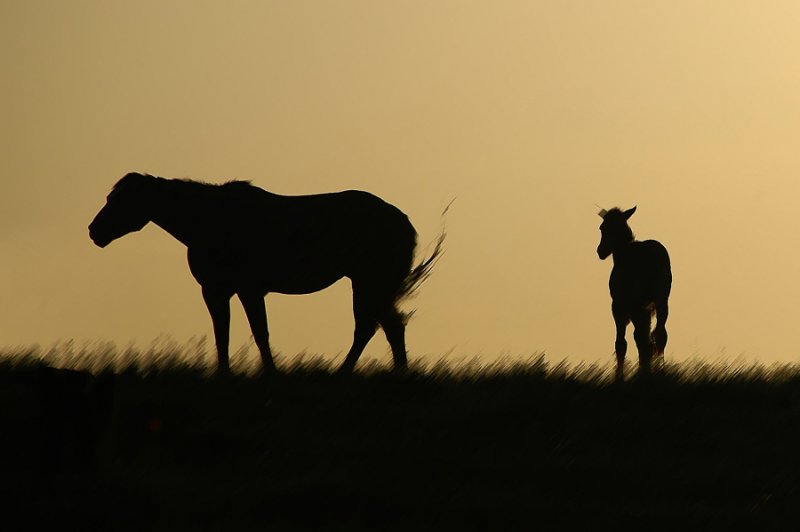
left=89, top=172, right=153, bottom=247
left=597, top=206, right=636, bottom=260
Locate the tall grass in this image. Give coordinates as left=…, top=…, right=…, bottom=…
left=4, top=338, right=798, bottom=384
left=2, top=343, right=800, bottom=530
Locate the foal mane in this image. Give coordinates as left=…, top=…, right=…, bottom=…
left=601, top=207, right=627, bottom=220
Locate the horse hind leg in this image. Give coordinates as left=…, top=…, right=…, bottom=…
left=338, top=284, right=379, bottom=374
left=378, top=305, right=408, bottom=371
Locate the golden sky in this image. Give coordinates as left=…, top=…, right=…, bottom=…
left=3, top=1, right=800, bottom=367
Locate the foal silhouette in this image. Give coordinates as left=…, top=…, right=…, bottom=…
left=597, top=206, right=671, bottom=378
left=89, top=172, right=442, bottom=374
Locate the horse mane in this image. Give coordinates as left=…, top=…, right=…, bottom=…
left=112, top=172, right=153, bottom=191
left=116, top=172, right=265, bottom=199
left=174, top=176, right=256, bottom=191
left=220, top=179, right=257, bottom=191
left=118, top=172, right=253, bottom=186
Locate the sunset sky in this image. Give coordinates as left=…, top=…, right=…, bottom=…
left=3, top=1, right=800, bottom=368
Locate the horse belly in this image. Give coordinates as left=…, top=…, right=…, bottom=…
left=251, top=253, right=346, bottom=295
left=266, top=269, right=344, bottom=295
left=188, top=246, right=344, bottom=295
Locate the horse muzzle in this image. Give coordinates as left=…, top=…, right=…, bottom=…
left=88, top=226, right=111, bottom=248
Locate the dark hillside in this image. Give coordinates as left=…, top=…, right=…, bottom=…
left=1, top=352, right=799, bottom=531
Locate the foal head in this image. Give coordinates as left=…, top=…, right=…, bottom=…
left=597, top=206, right=636, bottom=260
left=89, top=172, right=153, bottom=248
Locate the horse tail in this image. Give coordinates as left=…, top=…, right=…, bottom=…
left=394, top=199, right=452, bottom=306
left=395, top=227, right=445, bottom=304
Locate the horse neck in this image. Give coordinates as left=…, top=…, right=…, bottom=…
left=147, top=179, right=206, bottom=247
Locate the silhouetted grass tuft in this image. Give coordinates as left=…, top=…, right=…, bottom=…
left=2, top=344, right=800, bottom=530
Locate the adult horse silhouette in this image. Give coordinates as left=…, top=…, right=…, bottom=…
left=597, top=206, right=671, bottom=378
left=89, top=172, right=442, bottom=374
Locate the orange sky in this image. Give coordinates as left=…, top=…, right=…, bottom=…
left=3, top=1, right=800, bottom=368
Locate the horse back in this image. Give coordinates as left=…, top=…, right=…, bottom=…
left=266, top=189, right=416, bottom=254
left=188, top=187, right=417, bottom=293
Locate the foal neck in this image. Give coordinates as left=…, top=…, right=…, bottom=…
left=611, top=239, right=638, bottom=262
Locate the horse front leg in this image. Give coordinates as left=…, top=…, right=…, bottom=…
left=202, top=286, right=233, bottom=374
left=238, top=291, right=277, bottom=375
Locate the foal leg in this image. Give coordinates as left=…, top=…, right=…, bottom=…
left=378, top=305, right=408, bottom=371
left=238, top=291, right=277, bottom=375
left=632, top=309, right=655, bottom=375
left=612, top=303, right=629, bottom=381
left=338, top=284, right=378, bottom=374
left=202, top=286, right=233, bottom=374
left=653, top=300, right=669, bottom=357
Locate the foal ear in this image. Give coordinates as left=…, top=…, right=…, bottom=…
left=623, top=206, right=637, bottom=220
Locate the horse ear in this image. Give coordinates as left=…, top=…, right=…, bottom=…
left=623, top=206, right=637, bottom=220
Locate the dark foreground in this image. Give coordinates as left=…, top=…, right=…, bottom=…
left=2, top=355, right=800, bottom=531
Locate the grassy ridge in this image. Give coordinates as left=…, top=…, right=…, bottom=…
left=2, top=349, right=800, bottom=531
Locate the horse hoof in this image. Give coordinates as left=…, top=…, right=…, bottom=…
left=260, top=368, right=279, bottom=379
left=335, top=365, right=355, bottom=376
left=391, top=365, right=409, bottom=375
